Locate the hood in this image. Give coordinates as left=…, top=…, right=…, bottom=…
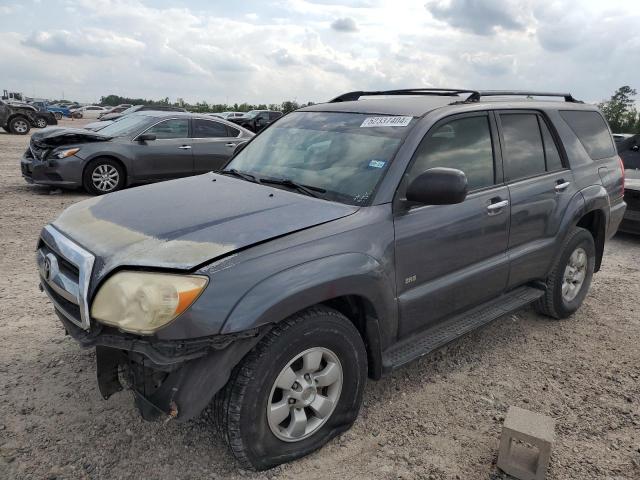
left=31, top=127, right=112, bottom=148
left=100, top=113, right=123, bottom=121
left=52, top=173, right=358, bottom=276
left=84, top=120, right=113, bottom=131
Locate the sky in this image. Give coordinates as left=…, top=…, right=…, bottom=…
left=0, top=0, right=638, bottom=105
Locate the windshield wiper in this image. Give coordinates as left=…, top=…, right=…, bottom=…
left=219, top=168, right=258, bottom=183
left=259, top=177, right=326, bottom=198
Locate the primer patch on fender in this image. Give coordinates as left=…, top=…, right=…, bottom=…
left=360, top=116, right=412, bottom=128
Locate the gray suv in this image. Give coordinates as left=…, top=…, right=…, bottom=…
left=35, top=89, right=626, bottom=470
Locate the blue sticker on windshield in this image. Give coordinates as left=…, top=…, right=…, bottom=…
left=368, top=160, right=386, bottom=169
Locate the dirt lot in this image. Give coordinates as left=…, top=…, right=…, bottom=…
left=0, top=120, right=639, bottom=480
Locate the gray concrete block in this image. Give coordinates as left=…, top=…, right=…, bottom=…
left=497, top=406, right=555, bottom=480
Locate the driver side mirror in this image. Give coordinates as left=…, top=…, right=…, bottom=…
left=632, top=144, right=639, bottom=152
left=137, top=133, right=156, bottom=142
left=406, top=167, right=468, bottom=205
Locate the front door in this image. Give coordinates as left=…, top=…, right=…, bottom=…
left=132, top=118, right=193, bottom=181
left=393, top=112, right=510, bottom=338
left=495, top=111, right=578, bottom=287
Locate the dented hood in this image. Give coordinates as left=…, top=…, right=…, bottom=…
left=53, top=173, right=358, bottom=277
left=31, top=127, right=112, bottom=147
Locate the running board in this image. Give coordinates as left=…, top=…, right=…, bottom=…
left=382, top=286, right=545, bottom=372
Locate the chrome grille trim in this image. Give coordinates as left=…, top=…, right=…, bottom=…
left=38, top=225, right=95, bottom=330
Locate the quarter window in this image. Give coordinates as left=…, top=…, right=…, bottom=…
left=540, top=120, right=563, bottom=171
left=408, top=115, right=495, bottom=191
left=500, top=114, right=546, bottom=180
left=560, top=110, right=615, bottom=160
left=193, top=119, right=229, bottom=137
left=145, top=119, right=189, bottom=139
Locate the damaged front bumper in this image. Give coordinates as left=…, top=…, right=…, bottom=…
left=57, top=312, right=266, bottom=421
left=21, top=151, right=83, bottom=188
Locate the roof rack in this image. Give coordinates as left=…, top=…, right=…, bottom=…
left=329, top=88, right=480, bottom=103
left=477, top=90, right=581, bottom=103
left=329, top=89, right=581, bottom=104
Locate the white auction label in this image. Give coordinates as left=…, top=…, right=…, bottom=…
left=360, top=116, right=413, bottom=128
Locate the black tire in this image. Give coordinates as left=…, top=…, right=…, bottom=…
left=35, top=116, right=48, bottom=128
left=535, top=227, right=595, bottom=319
left=215, top=306, right=367, bottom=470
left=9, top=116, right=30, bottom=135
left=83, top=158, right=125, bottom=195
left=54, top=112, right=62, bottom=120
left=72, top=111, right=83, bottom=119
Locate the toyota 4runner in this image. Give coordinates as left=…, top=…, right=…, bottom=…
left=36, top=89, right=626, bottom=470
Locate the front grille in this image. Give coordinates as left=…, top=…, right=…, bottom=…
left=30, top=144, right=49, bottom=161
left=624, top=189, right=640, bottom=211
left=38, top=225, right=95, bottom=330
left=21, top=163, right=32, bottom=176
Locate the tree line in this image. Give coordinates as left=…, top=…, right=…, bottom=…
left=99, top=95, right=313, bottom=115
left=598, top=86, right=639, bottom=134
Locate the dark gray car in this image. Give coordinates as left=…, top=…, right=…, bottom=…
left=21, top=112, right=254, bottom=194
left=35, top=89, right=625, bottom=470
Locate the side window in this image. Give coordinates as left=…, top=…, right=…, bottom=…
left=560, top=110, right=616, bottom=160
left=269, top=112, right=281, bottom=121
left=407, top=115, right=495, bottom=191
left=145, top=119, right=189, bottom=139
left=500, top=113, right=546, bottom=180
left=193, top=119, right=229, bottom=137
left=539, top=120, right=563, bottom=171
left=227, top=126, right=240, bottom=137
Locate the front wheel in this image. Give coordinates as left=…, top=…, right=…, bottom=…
left=35, top=116, right=48, bottom=128
left=215, top=307, right=367, bottom=470
left=535, top=227, right=595, bottom=319
left=54, top=112, right=62, bottom=120
left=9, top=116, right=30, bottom=135
left=83, top=158, right=125, bottom=195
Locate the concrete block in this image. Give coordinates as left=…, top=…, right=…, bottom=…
left=497, top=406, right=555, bottom=480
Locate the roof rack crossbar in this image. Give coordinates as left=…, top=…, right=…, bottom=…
left=329, top=88, right=480, bottom=103
left=477, top=90, right=579, bottom=103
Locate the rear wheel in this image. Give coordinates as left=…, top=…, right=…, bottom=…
left=535, top=227, right=595, bottom=319
left=35, top=116, right=48, bottom=128
left=9, top=116, right=30, bottom=135
left=215, top=306, right=367, bottom=470
left=54, top=112, right=62, bottom=120
left=83, top=158, right=125, bottom=195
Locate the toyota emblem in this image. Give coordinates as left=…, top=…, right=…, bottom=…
left=43, top=257, right=51, bottom=280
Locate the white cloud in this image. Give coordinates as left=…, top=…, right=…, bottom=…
left=0, top=0, right=638, bottom=104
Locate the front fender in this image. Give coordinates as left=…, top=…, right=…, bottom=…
left=220, top=253, right=396, bottom=336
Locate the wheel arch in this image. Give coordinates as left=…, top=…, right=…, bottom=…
left=575, top=208, right=607, bottom=272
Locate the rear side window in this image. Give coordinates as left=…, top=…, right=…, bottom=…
left=560, top=110, right=615, bottom=160
left=408, top=115, right=495, bottom=190
left=193, top=119, right=229, bottom=137
left=500, top=114, right=546, bottom=180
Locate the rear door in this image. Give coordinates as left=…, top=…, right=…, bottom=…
left=131, top=118, right=193, bottom=181
left=191, top=118, right=244, bottom=173
left=393, top=112, right=510, bottom=337
left=496, top=110, right=577, bottom=287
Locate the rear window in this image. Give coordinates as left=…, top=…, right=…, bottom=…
left=560, top=110, right=615, bottom=160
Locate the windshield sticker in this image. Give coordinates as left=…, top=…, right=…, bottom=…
left=360, top=116, right=412, bottom=128
left=368, top=159, right=387, bottom=169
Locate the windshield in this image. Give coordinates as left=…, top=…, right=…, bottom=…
left=116, top=105, right=141, bottom=116
left=225, top=111, right=414, bottom=205
left=98, top=114, right=152, bottom=137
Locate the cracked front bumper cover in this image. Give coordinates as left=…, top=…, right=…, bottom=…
left=57, top=311, right=268, bottom=421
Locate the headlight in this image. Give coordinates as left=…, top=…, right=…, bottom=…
left=55, top=148, right=80, bottom=159
left=91, top=271, right=208, bottom=335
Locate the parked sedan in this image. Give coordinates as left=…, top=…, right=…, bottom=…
left=98, top=104, right=187, bottom=122
left=74, top=105, right=110, bottom=119
left=21, top=112, right=254, bottom=195
left=228, top=109, right=283, bottom=133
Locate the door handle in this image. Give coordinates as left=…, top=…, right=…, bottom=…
left=178, top=145, right=191, bottom=150
left=555, top=181, right=570, bottom=192
left=487, top=199, right=509, bottom=215
left=225, top=142, right=236, bottom=147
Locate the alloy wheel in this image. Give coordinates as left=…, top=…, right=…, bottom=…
left=36, top=118, right=47, bottom=128
left=91, top=164, right=120, bottom=192
left=562, top=247, right=587, bottom=302
left=13, top=120, right=29, bottom=134
left=267, top=347, right=343, bottom=442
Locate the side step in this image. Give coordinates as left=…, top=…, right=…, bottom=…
left=382, top=286, right=544, bottom=372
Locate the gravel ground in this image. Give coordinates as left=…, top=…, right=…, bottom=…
left=1, top=120, right=639, bottom=480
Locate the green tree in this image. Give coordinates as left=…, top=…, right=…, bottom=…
left=598, top=86, right=639, bottom=133
left=281, top=100, right=300, bottom=114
